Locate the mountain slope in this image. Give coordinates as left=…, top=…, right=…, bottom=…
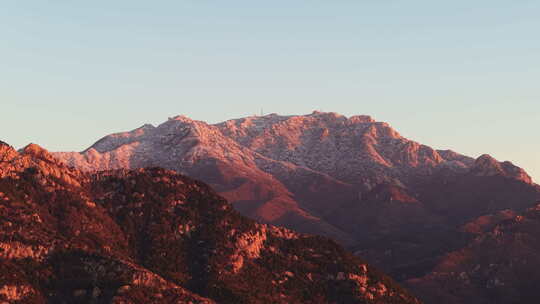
left=0, top=141, right=420, bottom=304
left=56, top=115, right=358, bottom=244
left=52, top=112, right=540, bottom=303
left=407, top=203, right=540, bottom=304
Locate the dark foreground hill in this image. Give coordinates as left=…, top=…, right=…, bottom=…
left=407, top=203, right=540, bottom=304
left=0, top=141, right=420, bottom=304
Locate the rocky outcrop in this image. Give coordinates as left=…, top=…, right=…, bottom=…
left=229, top=224, right=267, bottom=273
left=470, top=154, right=533, bottom=184
left=0, top=242, right=50, bottom=261
left=0, top=284, right=36, bottom=302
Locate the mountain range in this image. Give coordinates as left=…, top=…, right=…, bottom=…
left=57, top=112, right=532, bottom=241
left=12, top=111, right=540, bottom=303
left=0, top=140, right=420, bottom=303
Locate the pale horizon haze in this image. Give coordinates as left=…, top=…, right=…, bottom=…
left=1, top=1, right=538, bottom=182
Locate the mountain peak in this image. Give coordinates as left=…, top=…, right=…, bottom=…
left=471, top=154, right=532, bottom=184
left=0, top=140, right=17, bottom=162
left=349, top=115, right=376, bottom=123
left=20, top=143, right=57, bottom=163
left=21, top=142, right=47, bottom=153
left=0, top=140, right=14, bottom=152
left=310, top=110, right=344, bottom=117
left=168, top=114, right=196, bottom=122
left=472, top=154, right=502, bottom=172
left=140, top=123, right=155, bottom=129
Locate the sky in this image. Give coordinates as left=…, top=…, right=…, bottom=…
left=1, top=1, right=538, bottom=182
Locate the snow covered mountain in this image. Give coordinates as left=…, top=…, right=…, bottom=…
left=53, top=111, right=540, bottom=303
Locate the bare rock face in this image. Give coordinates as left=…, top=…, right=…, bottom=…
left=0, top=141, right=18, bottom=162
left=0, top=142, right=420, bottom=304
left=214, top=111, right=445, bottom=183
left=470, top=154, right=533, bottom=184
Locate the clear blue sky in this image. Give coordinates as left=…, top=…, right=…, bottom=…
left=1, top=1, right=538, bottom=182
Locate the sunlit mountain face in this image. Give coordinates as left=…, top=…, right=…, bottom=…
left=0, top=141, right=420, bottom=303
left=53, top=112, right=540, bottom=303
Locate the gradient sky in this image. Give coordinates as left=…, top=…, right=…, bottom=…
left=1, top=1, right=539, bottom=182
